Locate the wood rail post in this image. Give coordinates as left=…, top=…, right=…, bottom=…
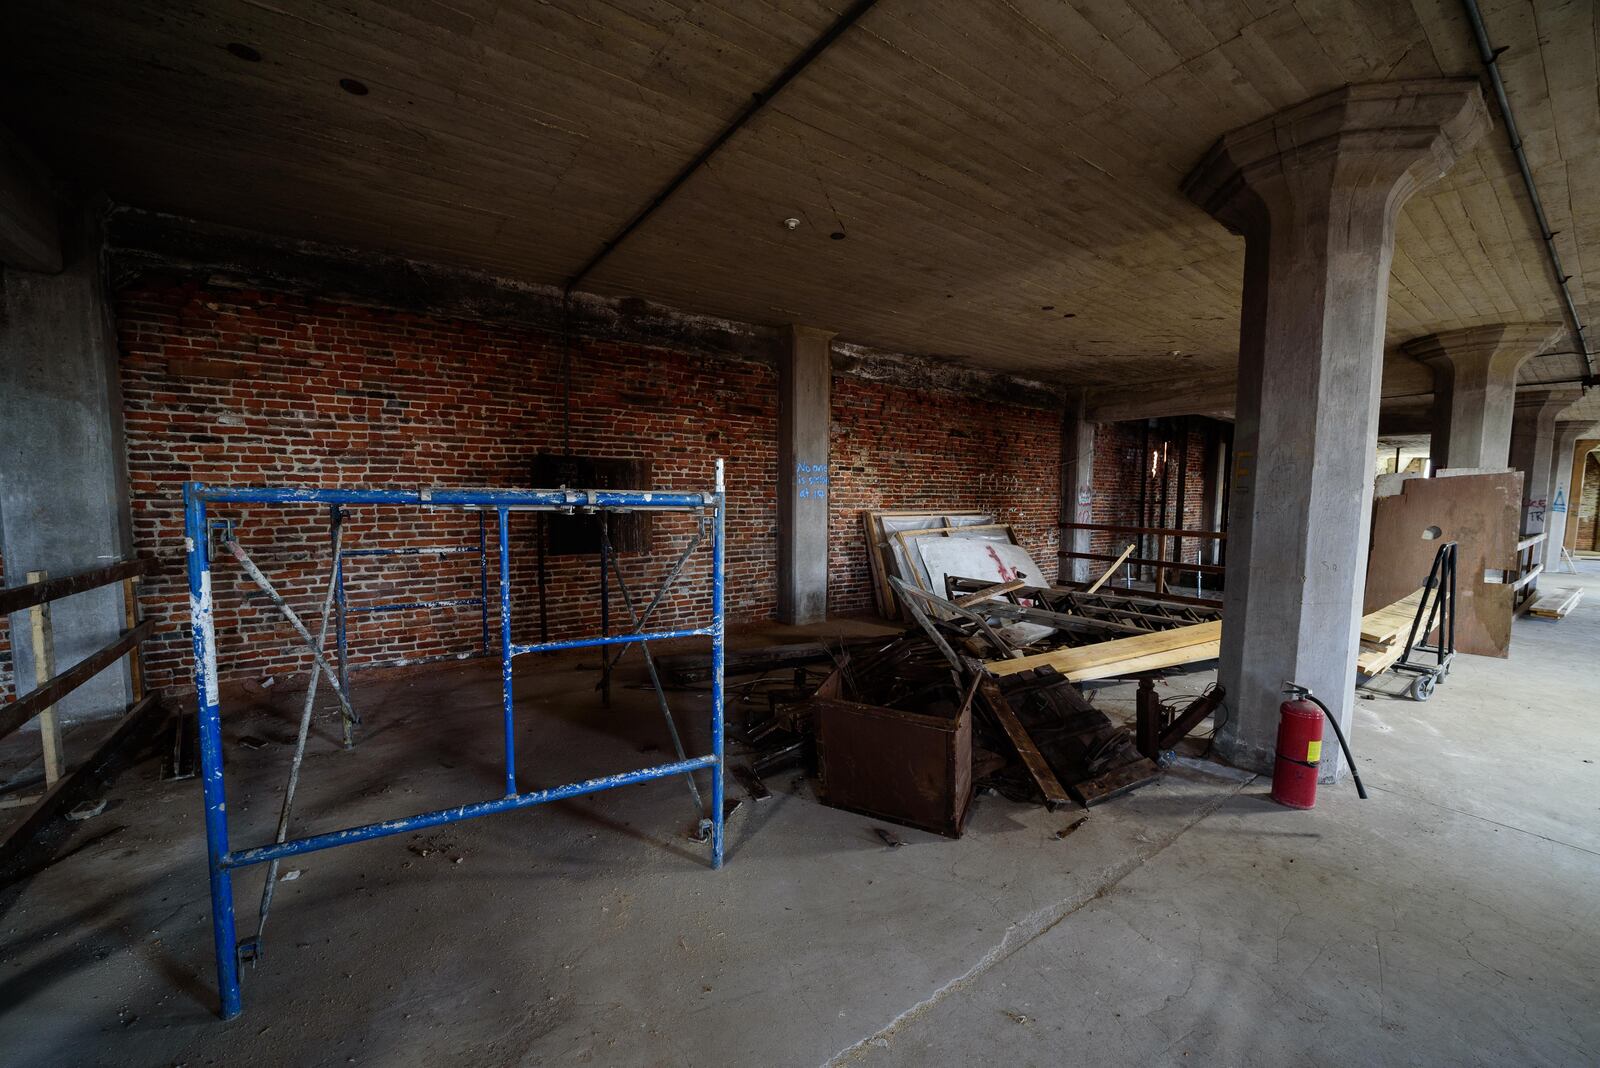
left=122, top=575, right=145, bottom=702
left=27, top=570, right=65, bottom=787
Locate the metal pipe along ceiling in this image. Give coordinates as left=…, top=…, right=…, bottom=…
left=1461, top=0, right=1597, bottom=384
left=563, top=0, right=881, bottom=296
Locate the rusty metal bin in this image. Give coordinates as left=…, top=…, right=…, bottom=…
left=812, top=668, right=973, bottom=838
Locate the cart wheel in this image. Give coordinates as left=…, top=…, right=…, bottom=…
left=1409, top=673, right=1436, bottom=701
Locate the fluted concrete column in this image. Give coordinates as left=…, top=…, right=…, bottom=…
left=1544, top=420, right=1596, bottom=571
left=1402, top=323, right=1561, bottom=469
left=1183, top=80, right=1487, bottom=779
left=1509, top=388, right=1581, bottom=540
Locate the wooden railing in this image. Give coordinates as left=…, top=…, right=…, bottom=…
left=1511, top=531, right=1546, bottom=613
left=1059, top=522, right=1226, bottom=602
left=0, top=557, right=164, bottom=867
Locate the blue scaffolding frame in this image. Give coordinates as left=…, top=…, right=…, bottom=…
left=183, top=470, right=727, bottom=1019
left=332, top=509, right=493, bottom=706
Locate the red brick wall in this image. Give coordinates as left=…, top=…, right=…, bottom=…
left=118, top=281, right=779, bottom=694
left=1088, top=420, right=1213, bottom=565
left=827, top=378, right=1061, bottom=613
left=116, top=281, right=1071, bottom=694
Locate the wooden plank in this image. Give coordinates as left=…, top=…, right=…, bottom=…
left=953, top=580, right=1026, bottom=607
left=985, top=621, right=1221, bottom=680
left=1085, top=543, right=1135, bottom=594
left=1356, top=639, right=1406, bottom=678
left=975, top=678, right=1071, bottom=810
left=25, top=571, right=65, bottom=788
left=1528, top=587, right=1583, bottom=619
left=0, top=557, right=156, bottom=615
left=0, top=694, right=165, bottom=876
left=0, top=620, right=154, bottom=743
left=1511, top=564, right=1543, bottom=592
left=1358, top=589, right=1428, bottom=644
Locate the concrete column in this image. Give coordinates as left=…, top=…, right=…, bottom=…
left=0, top=121, right=62, bottom=273
left=1508, top=387, right=1581, bottom=539
left=1544, top=421, right=1595, bottom=571
left=1, top=202, right=134, bottom=723
left=1402, top=323, right=1561, bottom=469
left=1197, top=424, right=1229, bottom=566
left=776, top=324, right=833, bottom=624
left=1183, top=80, right=1487, bottom=778
left=1060, top=390, right=1096, bottom=584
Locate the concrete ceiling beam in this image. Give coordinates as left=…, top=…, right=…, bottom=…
left=0, top=123, right=61, bottom=274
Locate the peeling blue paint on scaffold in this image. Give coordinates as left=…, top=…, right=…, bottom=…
left=183, top=478, right=727, bottom=1019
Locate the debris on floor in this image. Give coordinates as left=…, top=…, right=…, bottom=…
left=715, top=566, right=1237, bottom=838
left=1528, top=586, right=1583, bottom=619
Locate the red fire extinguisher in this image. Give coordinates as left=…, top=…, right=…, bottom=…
left=1272, top=684, right=1368, bottom=808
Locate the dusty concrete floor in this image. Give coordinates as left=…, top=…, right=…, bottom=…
left=1, top=566, right=1597, bottom=1067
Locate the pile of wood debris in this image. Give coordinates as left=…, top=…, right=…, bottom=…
left=676, top=573, right=1228, bottom=838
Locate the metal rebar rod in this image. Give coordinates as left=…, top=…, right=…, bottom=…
left=604, top=529, right=705, bottom=817
left=223, top=539, right=360, bottom=732
left=257, top=518, right=345, bottom=940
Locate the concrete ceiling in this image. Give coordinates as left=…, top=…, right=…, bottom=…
left=2, top=0, right=1595, bottom=410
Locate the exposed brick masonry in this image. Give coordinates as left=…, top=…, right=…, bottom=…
left=827, top=378, right=1062, bottom=612
left=116, top=281, right=1066, bottom=695
left=1088, top=420, right=1214, bottom=574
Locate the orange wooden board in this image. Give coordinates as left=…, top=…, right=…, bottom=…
left=1364, top=472, right=1521, bottom=659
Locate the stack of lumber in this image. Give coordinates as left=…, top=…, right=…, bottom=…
left=1356, top=588, right=1434, bottom=676
left=985, top=621, right=1221, bottom=681
left=1527, top=587, right=1584, bottom=620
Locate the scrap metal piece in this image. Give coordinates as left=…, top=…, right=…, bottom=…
left=731, top=764, right=772, bottom=801
left=1054, top=816, right=1089, bottom=840
left=874, top=827, right=902, bottom=848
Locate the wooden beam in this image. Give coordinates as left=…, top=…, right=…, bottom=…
left=975, top=678, right=1071, bottom=810
left=0, top=694, right=165, bottom=875
left=0, top=620, right=153, bottom=743
left=1085, top=543, right=1134, bottom=594
left=0, top=557, right=156, bottom=615
left=953, top=579, right=1026, bottom=607
left=985, top=621, right=1222, bottom=680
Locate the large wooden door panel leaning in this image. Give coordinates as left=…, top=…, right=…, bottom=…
left=1365, top=472, right=1521, bottom=658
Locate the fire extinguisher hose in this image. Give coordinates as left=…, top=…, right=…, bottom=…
left=1298, top=690, right=1368, bottom=800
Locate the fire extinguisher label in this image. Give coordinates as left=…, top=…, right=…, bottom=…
left=1306, top=740, right=1322, bottom=763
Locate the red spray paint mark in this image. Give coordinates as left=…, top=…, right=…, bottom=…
left=985, top=544, right=1018, bottom=582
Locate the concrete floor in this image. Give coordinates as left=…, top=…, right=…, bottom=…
left=2, top=564, right=1597, bottom=1067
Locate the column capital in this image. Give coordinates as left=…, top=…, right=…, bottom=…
left=785, top=324, right=837, bottom=344
left=1183, top=80, right=1488, bottom=233
left=1402, top=322, right=1563, bottom=374
left=1555, top=418, right=1599, bottom=443
left=1514, top=386, right=1582, bottom=416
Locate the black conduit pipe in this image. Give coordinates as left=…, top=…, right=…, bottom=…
left=1462, top=0, right=1596, bottom=382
